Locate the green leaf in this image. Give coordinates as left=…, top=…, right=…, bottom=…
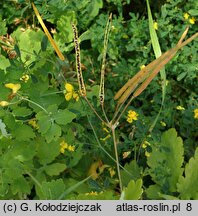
left=12, top=124, right=35, bottom=141
left=146, top=0, right=166, bottom=133
left=12, top=107, right=32, bottom=117
left=0, top=55, right=10, bottom=71
left=36, top=138, right=60, bottom=165
left=37, top=114, right=51, bottom=134
left=37, top=179, right=65, bottom=199
left=0, top=119, right=9, bottom=138
left=11, top=176, right=31, bottom=195
left=121, top=160, right=143, bottom=187
left=177, top=148, right=198, bottom=199
left=44, top=163, right=66, bottom=176
left=55, top=12, right=76, bottom=44
left=122, top=179, right=143, bottom=200
left=45, top=123, right=61, bottom=143
left=147, top=128, right=184, bottom=192
left=87, top=0, right=103, bottom=18
left=41, top=35, right=48, bottom=51
left=0, top=16, right=7, bottom=35
left=146, top=184, right=162, bottom=199
left=188, top=9, right=198, bottom=16
left=11, top=28, right=44, bottom=65
left=54, top=109, right=76, bottom=125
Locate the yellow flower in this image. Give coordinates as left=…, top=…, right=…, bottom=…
left=160, top=121, right=166, bottom=127
left=123, top=151, right=131, bottom=159
left=5, top=83, right=21, bottom=94
left=67, top=145, right=75, bottom=152
left=0, top=101, right=9, bottom=107
left=28, top=119, right=39, bottom=129
left=108, top=167, right=116, bottom=178
left=153, top=21, right=158, bottom=30
left=183, top=13, right=190, bottom=20
left=140, top=65, right=146, bottom=70
left=60, top=140, right=75, bottom=153
left=176, top=105, right=185, bottom=110
left=142, top=141, right=150, bottom=149
left=20, top=74, right=30, bottom=83
left=189, top=17, right=196, bottom=24
left=64, top=83, right=79, bottom=101
left=145, top=151, right=151, bottom=157
left=193, top=108, right=198, bottom=119
left=60, top=141, right=68, bottom=154
left=85, top=191, right=98, bottom=196
left=65, top=83, right=74, bottom=92
left=126, top=110, right=138, bottom=123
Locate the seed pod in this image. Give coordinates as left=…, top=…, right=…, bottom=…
left=72, top=24, right=86, bottom=97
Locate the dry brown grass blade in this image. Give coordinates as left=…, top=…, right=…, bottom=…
left=114, top=27, right=198, bottom=105
left=32, top=3, right=65, bottom=61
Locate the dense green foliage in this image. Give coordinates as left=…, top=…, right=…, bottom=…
left=0, top=0, right=197, bottom=199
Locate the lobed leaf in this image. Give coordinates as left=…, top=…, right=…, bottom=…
left=122, top=179, right=143, bottom=200
left=147, top=128, right=184, bottom=193
left=177, top=148, right=198, bottom=199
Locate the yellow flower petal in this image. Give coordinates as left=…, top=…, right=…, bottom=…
left=176, top=105, right=185, bottom=110
left=145, top=151, right=151, bottom=157
left=5, top=83, right=21, bottom=93
left=153, top=22, right=158, bottom=30
left=193, top=108, right=198, bottom=119
left=65, top=92, right=73, bottom=101
left=73, top=92, right=79, bottom=101
left=67, top=145, right=75, bottom=152
left=189, top=17, right=196, bottom=24
left=65, top=83, right=74, bottom=92
left=140, top=65, right=146, bottom=70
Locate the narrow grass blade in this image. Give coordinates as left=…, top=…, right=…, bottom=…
left=32, top=3, right=65, bottom=61
left=146, top=0, right=166, bottom=131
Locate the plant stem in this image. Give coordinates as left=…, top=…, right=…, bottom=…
left=19, top=95, right=48, bottom=114
left=84, top=96, right=106, bottom=123
left=87, top=114, right=133, bottom=177
left=111, top=126, right=123, bottom=192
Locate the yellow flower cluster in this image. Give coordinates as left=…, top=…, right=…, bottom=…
left=183, top=13, right=196, bottom=24
left=194, top=108, right=198, bottom=119
left=85, top=191, right=99, bottom=196
left=142, top=141, right=151, bottom=157
left=126, top=110, right=138, bottom=123
left=28, top=119, right=39, bottom=129
left=60, top=140, right=75, bottom=153
left=64, top=83, right=79, bottom=102
left=20, top=74, right=30, bottom=83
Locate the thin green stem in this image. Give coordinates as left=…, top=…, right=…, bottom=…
left=102, top=104, right=110, bottom=124
left=113, top=96, right=135, bottom=126
left=87, top=115, right=132, bottom=177
left=112, top=127, right=122, bottom=192
left=84, top=96, right=106, bottom=124
left=19, top=95, right=48, bottom=114
left=41, top=91, right=64, bottom=97
left=25, top=171, right=42, bottom=188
